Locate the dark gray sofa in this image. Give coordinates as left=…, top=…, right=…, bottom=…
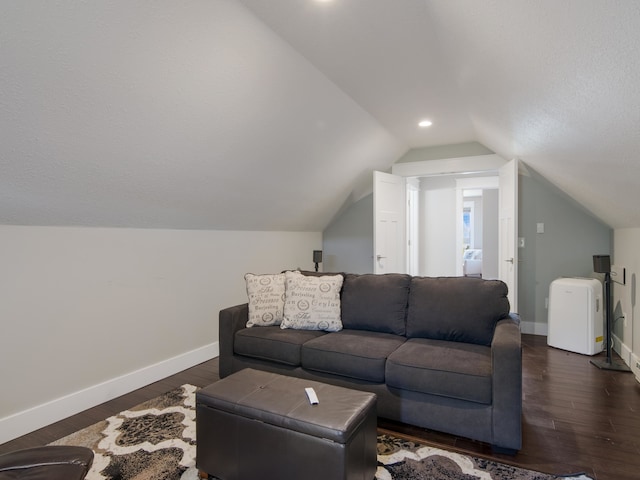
left=219, top=273, right=522, bottom=452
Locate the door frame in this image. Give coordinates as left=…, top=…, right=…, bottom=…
left=390, top=154, right=518, bottom=310
left=392, top=154, right=507, bottom=178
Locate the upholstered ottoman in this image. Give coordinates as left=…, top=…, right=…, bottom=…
left=196, top=368, right=377, bottom=480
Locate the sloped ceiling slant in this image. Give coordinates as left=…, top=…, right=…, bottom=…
left=0, top=0, right=404, bottom=231
left=2, top=0, right=640, bottom=230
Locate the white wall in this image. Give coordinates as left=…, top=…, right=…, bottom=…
left=420, top=186, right=457, bottom=276
left=612, top=228, right=640, bottom=379
left=0, top=225, right=321, bottom=442
left=468, top=195, right=483, bottom=249
left=482, top=189, right=499, bottom=279
left=323, top=194, right=374, bottom=274
left=417, top=176, right=498, bottom=278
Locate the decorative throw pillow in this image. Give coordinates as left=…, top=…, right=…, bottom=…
left=281, top=271, right=343, bottom=332
left=245, top=273, right=286, bottom=327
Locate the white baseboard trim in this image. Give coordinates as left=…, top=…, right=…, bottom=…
left=520, top=320, right=548, bottom=336
left=631, top=353, right=640, bottom=384
left=611, top=334, right=639, bottom=382
left=0, top=342, right=219, bottom=445
left=612, top=333, right=632, bottom=367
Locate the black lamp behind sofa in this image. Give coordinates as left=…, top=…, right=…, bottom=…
left=313, top=250, right=322, bottom=272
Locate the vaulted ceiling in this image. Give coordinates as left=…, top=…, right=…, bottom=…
left=2, top=0, right=639, bottom=231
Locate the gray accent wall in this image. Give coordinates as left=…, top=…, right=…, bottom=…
left=518, top=168, right=612, bottom=334
left=323, top=193, right=374, bottom=274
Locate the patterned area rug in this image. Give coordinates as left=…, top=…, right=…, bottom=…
left=51, top=384, right=592, bottom=480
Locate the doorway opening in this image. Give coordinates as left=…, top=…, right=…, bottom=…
left=405, top=174, right=499, bottom=279
left=375, top=154, right=518, bottom=310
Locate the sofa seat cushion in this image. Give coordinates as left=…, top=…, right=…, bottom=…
left=301, top=330, right=406, bottom=382
left=235, top=327, right=326, bottom=366
left=386, top=338, right=492, bottom=404
left=406, top=276, right=510, bottom=346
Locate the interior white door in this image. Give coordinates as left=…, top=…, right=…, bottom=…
left=373, top=171, right=406, bottom=274
left=498, top=159, right=519, bottom=311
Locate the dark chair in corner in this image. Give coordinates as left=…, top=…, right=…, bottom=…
left=0, top=445, right=94, bottom=480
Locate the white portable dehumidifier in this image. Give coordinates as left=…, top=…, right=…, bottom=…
left=547, top=277, right=604, bottom=355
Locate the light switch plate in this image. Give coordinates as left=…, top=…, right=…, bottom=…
left=536, top=223, right=545, bottom=234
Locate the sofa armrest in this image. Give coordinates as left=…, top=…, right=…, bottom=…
left=491, top=314, right=522, bottom=451
left=219, top=303, right=249, bottom=378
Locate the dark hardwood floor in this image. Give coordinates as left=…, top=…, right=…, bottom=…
left=2, top=334, right=639, bottom=479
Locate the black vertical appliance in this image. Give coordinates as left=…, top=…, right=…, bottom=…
left=590, top=255, right=631, bottom=371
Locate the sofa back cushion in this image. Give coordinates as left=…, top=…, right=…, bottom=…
left=341, top=273, right=411, bottom=335
left=406, top=276, right=510, bottom=345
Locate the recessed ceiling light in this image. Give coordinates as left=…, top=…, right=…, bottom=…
left=418, top=120, right=433, bottom=128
